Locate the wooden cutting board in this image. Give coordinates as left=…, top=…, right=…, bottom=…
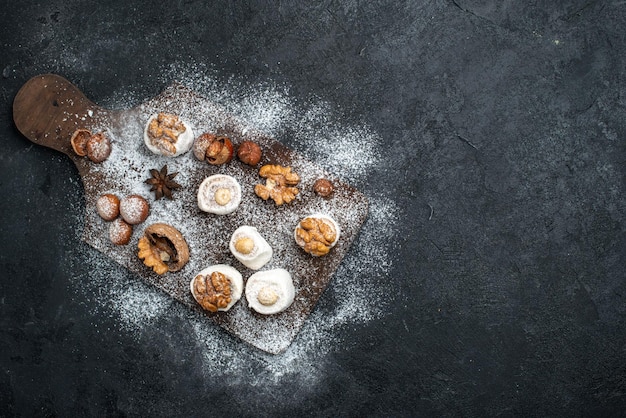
left=13, top=74, right=369, bottom=354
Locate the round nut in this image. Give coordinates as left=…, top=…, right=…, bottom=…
left=313, top=178, right=334, bottom=197
left=86, top=132, right=112, bottom=163
left=257, top=287, right=279, bottom=306
left=214, top=188, right=232, bottom=206
left=119, top=195, right=150, bottom=225
left=96, top=193, right=120, bottom=221
left=234, top=237, right=255, bottom=255
left=109, top=218, right=133, bottom=245
left=237, top=140, right=262, bottom=166
left=192, top=133, right=214, bottom=161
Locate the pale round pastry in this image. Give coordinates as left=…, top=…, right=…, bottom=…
left=190, top=264, right=243, bottom=312
left=197, top=174, right=242, bottom=215
left=143, top=112, right=194, bottom=157
left=229, top=225, right=273, bottom=270
left=294, top=213, right=340, bottom=257
left=245, top=269, right=295, bottom=315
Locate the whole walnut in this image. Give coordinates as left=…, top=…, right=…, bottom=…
left=237, top=140, right=262, bottom=166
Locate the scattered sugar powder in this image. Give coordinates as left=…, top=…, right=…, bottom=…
left=64, top=63, right=399, bottom=398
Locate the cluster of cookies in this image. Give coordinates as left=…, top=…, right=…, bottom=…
left=82, top=111, right=340, bottom=316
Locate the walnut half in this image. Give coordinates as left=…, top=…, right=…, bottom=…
left=191, top=271, right=232, bottom=312
left=294, top=215, right=340, bottom=257
left=254, top=164, right=300, bottom=205
left=137, top=223, right=190, bottom=275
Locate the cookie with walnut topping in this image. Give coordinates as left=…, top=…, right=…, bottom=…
left=143, top=112, right=194, bottom=157
left=190, top=264, right=243, bottom=312
left=294, top=214, right=340, bottom=257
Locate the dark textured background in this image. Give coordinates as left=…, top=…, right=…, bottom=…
left=1, top=1, right=625, bottom=416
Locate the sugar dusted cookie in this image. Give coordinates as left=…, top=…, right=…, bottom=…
left=294, top=214, right=340, bottom=257
left=190, top=264, right=243, bottom=312
left=245, top=269, right=295, bottom=315
left=143, top=112, right=194, bottom=157
left=229, top=225, right=273, bottom=270
left=197, top=174, right=242, bottom=215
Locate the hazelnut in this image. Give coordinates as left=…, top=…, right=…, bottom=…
left=257, top=287, right=279, bottom=306
left=313, top=178, right=334, bottom=197
left=119, top=195, right=150, bottom=225
left=96, top=193, right=120, bottom=221
left=234, top=237, right=255, bottom=255
left=109, top=218, right=133, bottom=245
left=237, top=140, right=262, bottom=166
left=214, top=188, right=232, bottom=206
left=193, top=133, right=233, bottom=165
left=85, top=132, right=112, bottom=163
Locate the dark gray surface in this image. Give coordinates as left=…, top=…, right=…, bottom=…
left=1, top=1, right=625, bottom=416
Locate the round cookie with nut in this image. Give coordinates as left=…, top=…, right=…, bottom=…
left=143, top=112, right=194, bottom=157
left=294, top=214, right=341, bottom=257
left=245, top=269, right=295, bottom=315
left=197, top=174, right=242, bottom=215
left=229, top=225, right=273, bottom=270
left=190, top=264, right=243, bottom=312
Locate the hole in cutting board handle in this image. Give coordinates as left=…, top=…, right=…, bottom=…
left=13, top=74, right=101, bottom=156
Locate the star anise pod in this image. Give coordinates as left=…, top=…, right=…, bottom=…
left=145, top=165, right=181, bottom=200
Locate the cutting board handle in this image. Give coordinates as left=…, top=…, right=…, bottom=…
left=13, top=74, right=102, bottom=155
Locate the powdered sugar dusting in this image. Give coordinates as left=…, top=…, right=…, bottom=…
left=67, top=64, right=398, bottom=395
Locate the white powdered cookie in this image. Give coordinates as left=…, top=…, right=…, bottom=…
left=197, top=174, right=242, bottom=215
left=245, top=269, right=295, bottom=315
left=229, top=225, right=273, bottom=270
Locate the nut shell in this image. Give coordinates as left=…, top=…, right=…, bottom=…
left=138, top=223, right=190, bottom=274
left=70, top=129, right=91, bottom=156
left=193, top=133, right=234, bottom=165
